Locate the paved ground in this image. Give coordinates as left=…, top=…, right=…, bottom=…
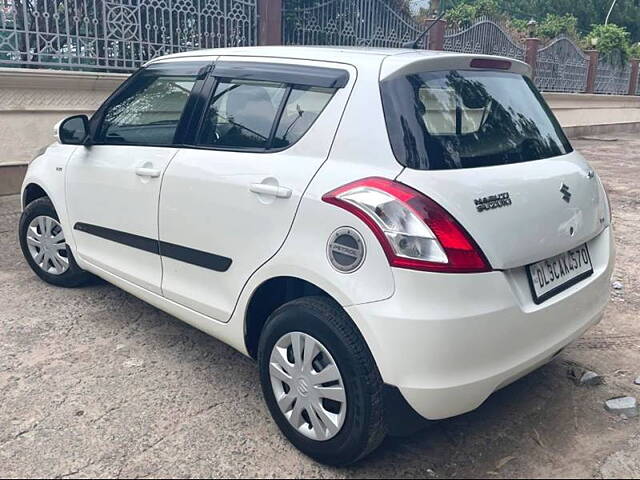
left=1, top=134, right=639, bottom=479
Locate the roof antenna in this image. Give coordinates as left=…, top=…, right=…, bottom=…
left=403, top=10, right=446, bottom=50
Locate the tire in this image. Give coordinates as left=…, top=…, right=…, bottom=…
left=19, top=197, right=92, bottom=288
left=258, top=296, right=386, bottom=466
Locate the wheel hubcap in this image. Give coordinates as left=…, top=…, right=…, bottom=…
left=269, top=332, right=347, bottom=441
left=26, top=216, right=69, bottom=275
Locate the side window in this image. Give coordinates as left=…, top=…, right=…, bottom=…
left=98, top=75, right=197, bottom=146
left=199, top=80, right=287, bottom=149
left=271, top=87, right=335, bottom=149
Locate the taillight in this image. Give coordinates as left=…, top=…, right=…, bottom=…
left=322, top=178, right=492, bottom=273
left=470, top=58, right=512, bottom=70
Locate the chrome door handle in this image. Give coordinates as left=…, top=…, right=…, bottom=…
left=135, top=167, right=161, bottom=178
left=249, top=183, right=292, bottom=199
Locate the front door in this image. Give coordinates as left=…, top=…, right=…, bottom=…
left=159, top=59, right=355, bottom=320
left=66, top=61, right=208, bottom=294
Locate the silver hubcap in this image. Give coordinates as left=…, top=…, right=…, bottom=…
left=269, top=332, right=347, bottom=441
left=26, top=216, right=69, bottom=275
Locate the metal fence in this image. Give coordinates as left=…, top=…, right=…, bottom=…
left=443, top=17, right=524, bottom=61
left=281, top=0, right=423, bottom=48
left=595, top=52, right=632, bottom=95
left=535, top=36, right=589, bottom=93
left=2, top=1, right=640, bottom=96
left=0, top=0, right=257, bottom=71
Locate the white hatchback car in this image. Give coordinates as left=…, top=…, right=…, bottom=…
left=19, top=47, right=614, bottom=465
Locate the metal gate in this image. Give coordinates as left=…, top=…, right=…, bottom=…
left=282, top=0, right=423, bottom=48
left=535, top=36, right=589, bottom=93
left=443, top=18, right=525, bottom=61
left=0, top=0, right=258, bottom=71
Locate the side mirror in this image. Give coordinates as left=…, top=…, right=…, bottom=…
left=57, top=115, right=90, bottom=145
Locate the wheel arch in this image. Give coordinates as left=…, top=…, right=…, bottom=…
left=22, top=183, right=49, bottom=210
left=244, top=275, right=338, bottom=360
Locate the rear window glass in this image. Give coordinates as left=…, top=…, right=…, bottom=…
left=381, top=70, right=573, bottom=170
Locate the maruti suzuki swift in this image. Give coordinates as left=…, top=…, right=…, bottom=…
left=18, top=47, right=615, bottom=465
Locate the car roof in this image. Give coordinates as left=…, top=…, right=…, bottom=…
left=146, top=46, right=531, bottom=78
left=148, top=45, right=454, bottom=66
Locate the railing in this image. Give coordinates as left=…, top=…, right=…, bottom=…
left=0, top=0, right=258, bottom=71
left=595, top=52, right=632, bottom=95
left=443, top=17, right=524, bottom=61
left=535, top=36, right=589, bottom=93
left=281, top=0, right=423, bottom=48
left=2, top=1, right=640, bottom=96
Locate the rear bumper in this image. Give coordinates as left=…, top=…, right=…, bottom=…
left=346, top=227, right=615, bottom=420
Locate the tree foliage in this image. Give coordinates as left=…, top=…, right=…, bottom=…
left=586, top=23, right=632, bottom=62
left=445, top=0, right=500, bottom=27
left=536, top=14, right=579, bottom=39
left=445, top=0, right=640, bottom=43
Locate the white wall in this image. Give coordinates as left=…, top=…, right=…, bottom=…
left=0, top=68, right=126, bottom=165
left=2, top=68, right=640, bottom=166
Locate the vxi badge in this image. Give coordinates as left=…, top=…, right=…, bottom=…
left=474, top=192, right=512, bottom=213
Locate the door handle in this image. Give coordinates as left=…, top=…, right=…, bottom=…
left=249, top=183, right=292, bottom=199
left=135, top=167, right=161, bottom=178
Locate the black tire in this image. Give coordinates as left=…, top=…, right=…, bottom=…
left=19, top=197, right=92, bottom=288
left=258, top=296, right=386, bottom=466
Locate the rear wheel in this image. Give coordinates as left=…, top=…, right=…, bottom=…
left=258, top=296, right=386, bottom=466
left=19, top=197, right=92, bottom=287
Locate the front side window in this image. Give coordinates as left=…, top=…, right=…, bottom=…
left=381, top=70, right=573, bottom=170
left=98, top=74, right=197, bottom=146
left=198, top=79, right=336, bottom=151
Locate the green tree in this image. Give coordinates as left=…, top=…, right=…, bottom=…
left=445, top=0, right=501, bottom=27
left=586, top=23, right=632, bottom=62
left=444, top=0, right=640, bottom=42
left=536, top=14, right=578, bottom=39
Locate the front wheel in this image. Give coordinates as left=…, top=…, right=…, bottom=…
left=19, top=197, right=92, bottom=288
left=258, top=297, right=386, bottom=466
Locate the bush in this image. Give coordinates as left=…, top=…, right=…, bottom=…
left=537, top=14, right=579, bottom=39
left=509, top=14, right=579, bottom=40
left=445, top=0, right=500, bottom=28
left=586, top=24, right=631, bottom=62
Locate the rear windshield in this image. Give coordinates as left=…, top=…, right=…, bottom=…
left=380, top=70, right=573, bottom=170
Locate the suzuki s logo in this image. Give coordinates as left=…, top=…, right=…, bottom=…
left=560, top=183, right=572, bottom=203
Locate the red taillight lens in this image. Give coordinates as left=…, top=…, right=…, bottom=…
left=322, top=177, right=491, bottom=273
left=470, top=58, right=512, bottom=70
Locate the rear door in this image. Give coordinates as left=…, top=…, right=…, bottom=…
left=66, top=60, right=210, bottom=293
left=159, top=58, right=355, bottom=321
left=381, top=65, right=609, bottom=270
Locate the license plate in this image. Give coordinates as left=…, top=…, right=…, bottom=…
left=526, top=244, right=594, bottom=304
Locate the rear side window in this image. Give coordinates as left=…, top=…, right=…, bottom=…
left=381, top=70, right=573, bottom=170
left=272, top=87, right=335, bottom=149
left=199, top=80, right=288, bottom=149
left=198, top=79, right=336, bottom=151
left=98, top=75, right=197, bottom=146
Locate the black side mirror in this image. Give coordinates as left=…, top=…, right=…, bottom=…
left=57, top=115, right=91, bottom=145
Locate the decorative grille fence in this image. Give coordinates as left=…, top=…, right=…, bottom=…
left=534, top=36, right=588, bottom=93
left=0, top=0, right=257, bottom=71
left=282, top=0, right=423, bottom=48
left=2, top=2, right=640, bottom=97
left=443, top=17, right=524, bottom=61
left=595, top=52, right=632, bottom=95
